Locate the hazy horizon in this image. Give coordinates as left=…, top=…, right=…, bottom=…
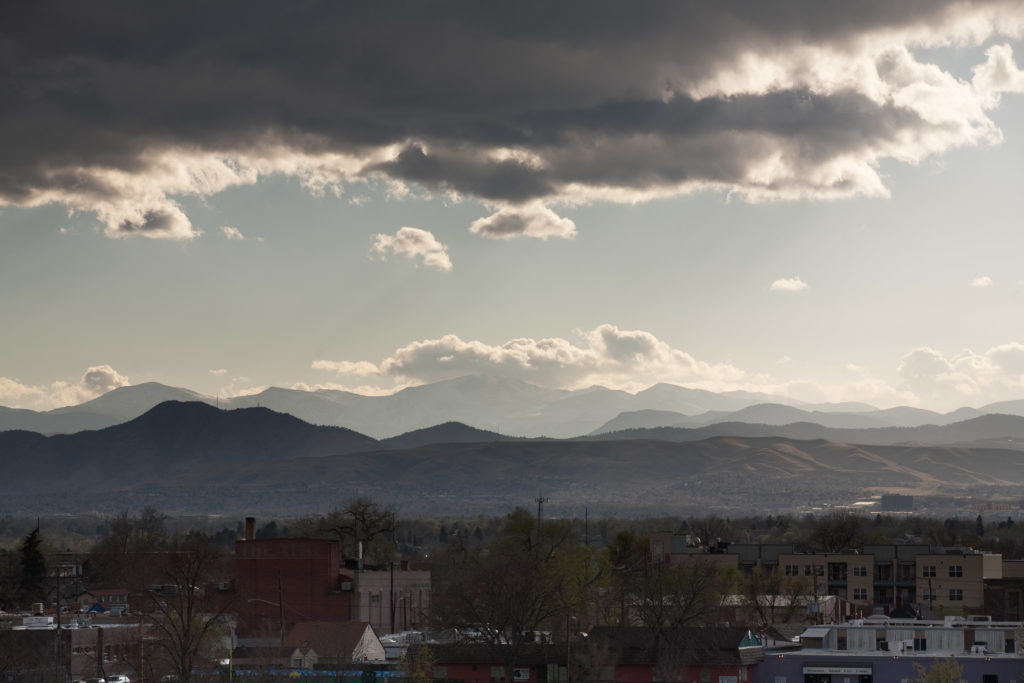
left=4, top=3, right=1024, bottom=414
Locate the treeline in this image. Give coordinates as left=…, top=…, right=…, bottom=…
left=3, top=505, right=1024, bottom=567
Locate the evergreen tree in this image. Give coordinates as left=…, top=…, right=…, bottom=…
left=18, top=528, right=46, bottom=606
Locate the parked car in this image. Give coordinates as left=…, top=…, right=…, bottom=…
left=108, top=676, right=131, bottom=683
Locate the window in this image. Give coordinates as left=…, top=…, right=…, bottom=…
left=922, top=588, right=936, bottom=601
left=805, top=565, right=812, bottom=576
left=949, top=565, right=963, bottom=577
left=853, top=587, right=868, bottom=600
left=914, top=637, right=927, bottom=651
left=949, top=588, right=963, bottom=601
left=837, top=636, right=847, bottom=650
left=853, top=565, right=868, bottom=577
left=785, top=564, right=799, bottom=576
left=922, top=565, right=936, bottom=577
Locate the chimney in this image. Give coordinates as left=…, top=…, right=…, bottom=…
left=245, top=516, right=255, bottom=541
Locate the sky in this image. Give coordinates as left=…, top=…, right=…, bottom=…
left=3, top=1, right=1024, bottom=413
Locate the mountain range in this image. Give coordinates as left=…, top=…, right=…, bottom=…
left=3, top=375, right=1024, bottom=439
left=3, top=397, right=1024, bottom=517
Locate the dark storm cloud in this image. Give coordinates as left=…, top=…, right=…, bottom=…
left=1, top=0, right=1022, bottom=237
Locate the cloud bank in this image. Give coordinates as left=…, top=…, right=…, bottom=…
left=313, top=324, right=922, bottom=408
left=3, top=2, right=1024, bottom=239
left=897, top=343, right=1024, bottom=408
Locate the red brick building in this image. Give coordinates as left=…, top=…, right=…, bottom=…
left=234, top=530, right=352, bottom=634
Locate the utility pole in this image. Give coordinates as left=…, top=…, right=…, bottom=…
left=389, top=560, right=396, bottom=635
left=278, top=571, right=285, bottom=653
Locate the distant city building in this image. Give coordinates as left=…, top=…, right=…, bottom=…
left=880, top=494, right=913, bottom=511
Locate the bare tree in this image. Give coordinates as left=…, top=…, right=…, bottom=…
left=142, top=533, right=232, bottom=681
left=89, top=507, right=167, bottom=588
left=739, top=566, right=811, bottom=629
left=807, top=511, right=862, bottom=553
left=320, top=497, right=397, bottom=565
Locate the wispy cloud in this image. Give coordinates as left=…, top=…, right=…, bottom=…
left=220, top=225, right=245, bottom=241
left=970, top=275, right=994, bottom=288
left=373, top=227, right=453, bottom=271
left=769, top=276, right=808, bottom=292
left=311, top=360, right=380, bottom=376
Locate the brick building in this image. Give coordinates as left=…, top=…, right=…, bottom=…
left=234, top=519, right=352, bottom=635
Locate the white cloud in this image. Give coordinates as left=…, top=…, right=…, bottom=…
left=81, top=364, right=130, bottom=395
left=973, top=44, right=1024, bottom=107
left=0, top=364, right=130, bottom=410
left=229, top=385, right=268, bottom=398
left=209, top=368, right=228, bottom=376
left=469, top=203, right=577, bottom=240
left=220, top=225, right=245, bottom=240
left=310, top=360, right=381, bottom=376
left=769, top=276, right=808, bottom=292
left=970, top=275, right=994, bottom=288
left=313, top=324, right=936, bottom=407
left=896, top=343, right=1024, bottom=409
left=372, top=226, right=453, bottom=271
left=291, top=381, right=402, bottom=397
left=216, top=375, right=267, bottom=398
left=317, top=324, right=748, bottom=393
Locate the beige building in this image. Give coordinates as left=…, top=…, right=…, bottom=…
left=350, top=565, right=431, bottom=634
left=776, top=552, right=876, bottom=610
left=917, top=550, right=1002, bottom=615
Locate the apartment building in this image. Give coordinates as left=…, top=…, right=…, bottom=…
left=915, top=548, right=1003, bottom=615
left=649, top=535, right=1000, bottom=617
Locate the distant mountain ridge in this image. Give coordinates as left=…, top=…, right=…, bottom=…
left=4, top=400, right=1024, bottom=517
left=1, top=375, right=1023, bottom=439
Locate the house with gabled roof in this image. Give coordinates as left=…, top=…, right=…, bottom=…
left=285, top=620, right=385, bottom=669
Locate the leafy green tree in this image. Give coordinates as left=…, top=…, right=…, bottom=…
left=913, top=655, right=963, bottom=683
left=434, top=508, right=596, bottom=682
left=600, top=530, right=649, bottom=626
left=402, top=643, right=436, bottom=683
